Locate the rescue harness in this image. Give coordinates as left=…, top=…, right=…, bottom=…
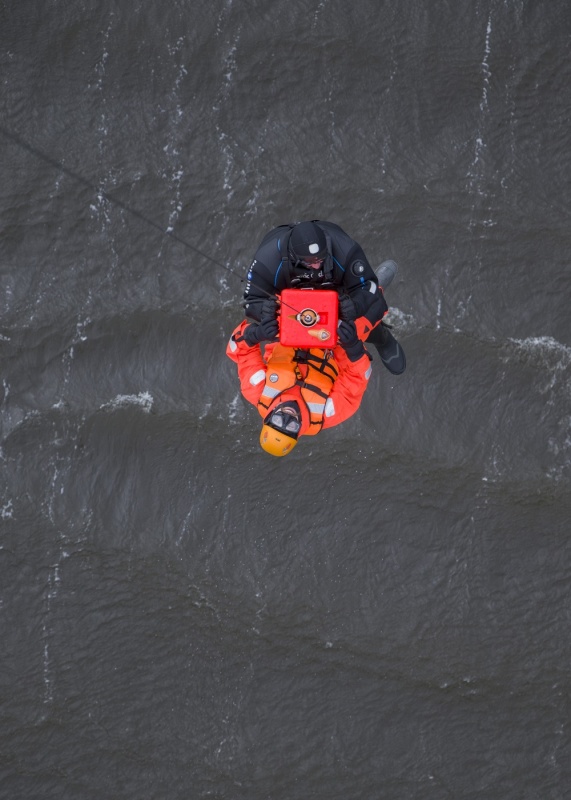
left=257, top=345, right=339, bottom=434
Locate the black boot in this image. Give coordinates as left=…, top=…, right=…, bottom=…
left=367, top=323, right=406, bottom=375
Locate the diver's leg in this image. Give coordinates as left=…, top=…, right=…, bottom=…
left=368, top=260, right=406, bottom=374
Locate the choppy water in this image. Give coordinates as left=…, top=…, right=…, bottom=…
left=1, top=1, right=571, bottom=798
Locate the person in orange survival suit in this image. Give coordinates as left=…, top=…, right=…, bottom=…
left=226, top=298, right=373, bottom=457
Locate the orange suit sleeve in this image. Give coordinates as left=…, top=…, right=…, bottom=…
left=320, top=346, right=372, bottom=429
left=226, top=320, right=268, bottom=407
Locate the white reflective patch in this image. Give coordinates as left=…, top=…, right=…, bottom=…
left=249, top=369, right=266, bottom=386
left=309, top=242, right=320, bottom=254
left=324, top=398, right=335, bottom=417
left=229, top=338, right=237, bottom=352
left=368, top=280, right=376, bottom=293
left=365, top=366, right=372, bottom=379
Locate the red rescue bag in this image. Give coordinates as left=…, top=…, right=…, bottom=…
left=279, top=289, right=338, bottom=348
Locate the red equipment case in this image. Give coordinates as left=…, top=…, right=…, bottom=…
left=279, top=288, right=338, bottom=348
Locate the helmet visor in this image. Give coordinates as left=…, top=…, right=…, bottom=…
left=267, top=408, right=301, bottom=436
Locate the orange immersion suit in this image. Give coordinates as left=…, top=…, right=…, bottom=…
left=226, top=320, right=372, bottom=437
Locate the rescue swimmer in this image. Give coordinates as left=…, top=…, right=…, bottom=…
left=226, top=298, right=373, bottom=457
left=243, top=219, right=406, bottom=375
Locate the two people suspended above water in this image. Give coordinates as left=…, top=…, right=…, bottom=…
left=226, top=219, right=406, bottom=457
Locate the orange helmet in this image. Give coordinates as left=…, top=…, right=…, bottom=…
left=259, top=425, right=298, bottom=457
left=259, top=400, right=301, bottom=457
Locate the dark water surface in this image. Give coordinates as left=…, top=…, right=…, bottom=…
left=1, top=1, right=571, bottom=798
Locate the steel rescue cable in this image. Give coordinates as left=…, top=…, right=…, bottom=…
left=0, top=125, right=296, bottom=311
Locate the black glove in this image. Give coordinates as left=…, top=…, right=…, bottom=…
left=243, top=318, right=279, bottom=346
left=260, top=296, right=279, bottom=322
left=337, top=320, right=366, bottom=362
left=338, top=293, right=357, bottom=322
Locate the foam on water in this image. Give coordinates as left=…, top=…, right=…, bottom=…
left=99, top=391, right=154, bottom=413
left=385, top=305, right=416, bottom=332
left=0, top=499, right=14, bottom=519
left=507, top=335, right=571, bottom=372
left=228, top=391, right=243, bottom=423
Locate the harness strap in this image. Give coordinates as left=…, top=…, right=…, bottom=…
left=294, top=350, right=339, bottom=381
left=299, top=381, right=329, bottom=401
left=257, top=343, right=338, bottom=434
left=276, top=227, right=295, bottom=289
left=322, top=231, right=334, bottom=282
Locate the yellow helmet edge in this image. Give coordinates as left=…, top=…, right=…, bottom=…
left=259, top=425, right=297, bottom=457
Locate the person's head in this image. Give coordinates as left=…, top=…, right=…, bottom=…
left=288, top=221, right=327, bottom=270
left=259, top=399, right=302, bottom=457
